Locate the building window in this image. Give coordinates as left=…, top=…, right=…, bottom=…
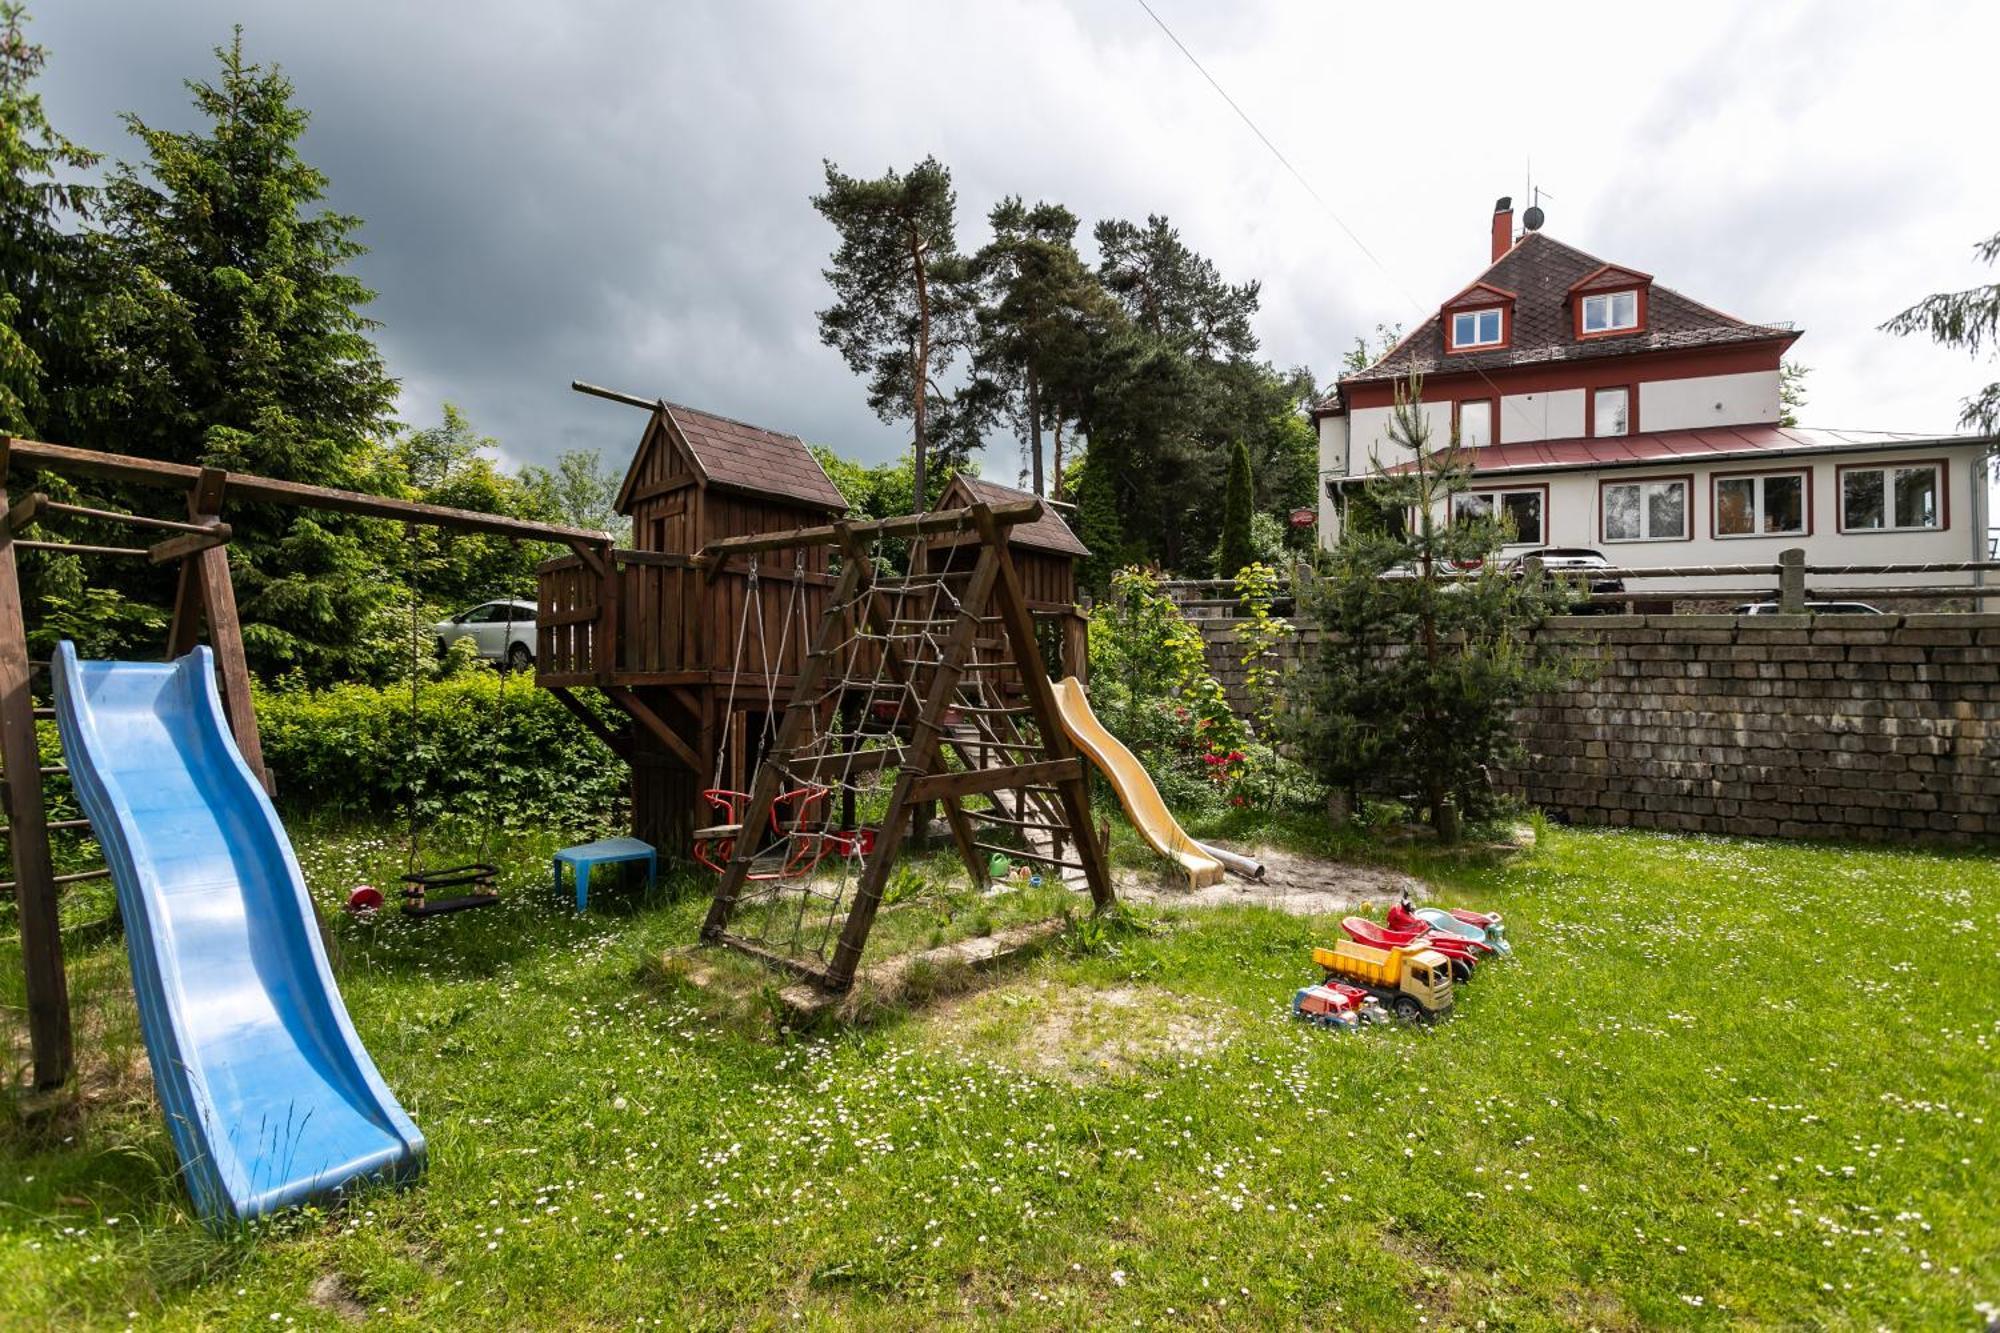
left=1457, top=399, right=1493, bottom=447
left=1715, top=470, right=1808, bottom=538
left=1839, top=462, right=1943, bottom=532
left=1581, top=290, right=1639, bottom=334
left=1450, top=308, right=1504, bottom=349
left=1602, top=477, right=1689, bottom=542
left=1452, top=487, right=1544, bottom=545
left=1592, top=387, right=1630, bottom=437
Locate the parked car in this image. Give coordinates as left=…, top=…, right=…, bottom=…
left=1498, top=547, right=1626, bottom=610
left=433, top=599, right=537, bottom=671
left=1732, top=601, right=1884, bottom=616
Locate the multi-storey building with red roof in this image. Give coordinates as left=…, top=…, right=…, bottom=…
left=1316, top=198, right=1995, bottom=602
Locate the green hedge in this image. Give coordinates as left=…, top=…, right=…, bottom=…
left=254, top=670, right=628, bottom=831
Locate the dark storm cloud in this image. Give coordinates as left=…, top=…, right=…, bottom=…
left=33, top=1, right=2000, bottom=475
left=40, top=2, right=976, bottom=469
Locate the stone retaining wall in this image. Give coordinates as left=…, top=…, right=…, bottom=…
left=1197, top=613, right=2000, bottom=844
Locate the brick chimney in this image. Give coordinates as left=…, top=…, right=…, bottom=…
left=1491, top=196, right=1514, bottom=263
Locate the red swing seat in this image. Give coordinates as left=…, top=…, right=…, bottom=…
left=692, top=786, right=877, bottom=877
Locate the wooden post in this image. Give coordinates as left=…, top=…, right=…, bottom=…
left=170, top=469, right=269, bottom=794
left=0, top=483, right=70, bottom=1088
left=1062, top=610, right=1088, bottom=686
left=1778, top=547, right=1806, bottom=614
left=939, top=795, right=990, bottom=892
left=971, top=506, right=1115, bottom=914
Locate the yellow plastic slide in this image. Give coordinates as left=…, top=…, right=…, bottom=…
left=1050, top=676, right=1225, bottom=888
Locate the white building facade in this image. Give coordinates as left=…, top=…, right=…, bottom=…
left=1317, top=200, right=1995, bottom=601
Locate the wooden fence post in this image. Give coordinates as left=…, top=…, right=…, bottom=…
left=1062, top=610, right=1088, bottom=686
left=1778, top=548, right=1806, bottom=614
left=0, top=483, right=70, bottom=1088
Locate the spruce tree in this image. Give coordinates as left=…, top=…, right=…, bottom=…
left=0, top=2, right=99, bottom=436
left=83, top=30, right=403, bottom=681
left=1882, top=228, right=2000, bottom=435
left=1217, top=438, right=1254, bottom=577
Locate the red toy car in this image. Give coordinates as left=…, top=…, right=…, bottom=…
left=1341, top=915, right=1481, bottom=981
left=1292, top=982, right=1382, bottom=1029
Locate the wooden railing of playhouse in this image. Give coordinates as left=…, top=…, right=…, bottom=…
left=535, top=548, right=838, bottom=685
left=538, top=527, right=1092, bottom=687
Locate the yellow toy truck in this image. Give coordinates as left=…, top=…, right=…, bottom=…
left=1311, top=940, right=1454, bottom=1023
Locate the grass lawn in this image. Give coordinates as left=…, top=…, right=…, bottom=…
left=3, top=820, right=1997, bottom=1329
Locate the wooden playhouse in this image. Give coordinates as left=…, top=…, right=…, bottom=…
left=534, top=397, right=1090, bottom=858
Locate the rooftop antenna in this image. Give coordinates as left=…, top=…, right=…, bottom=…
left=1523, top=168, right=1552, bottom=232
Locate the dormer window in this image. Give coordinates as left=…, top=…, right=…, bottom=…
left=1450, top=308, right=1504, bottom=350
left=1581, top=291, right=1639, bottom=334
left=1440, top=281, right=1516, bottom=354
left=1568, top=265, right=1651, bottom=339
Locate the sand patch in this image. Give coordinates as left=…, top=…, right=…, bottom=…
left=925, top=978, right=1235, bottom=1083
left=1119, top=845, right=1424, bottom=917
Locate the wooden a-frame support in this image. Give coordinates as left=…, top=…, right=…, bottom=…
left=700, top=502, right=1113, bottom=993
left=1, top=435, right=614, bottom=1092
left=1, top=456, right=268, bottom=1089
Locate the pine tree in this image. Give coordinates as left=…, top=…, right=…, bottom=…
left=1217, top=438, right=1254, bottom=577
left=1291, top=375, right=1578, bottom=841
left=83, top=29, right=404, bottom=680
left=813, top=157, right=972, bottom=512
left=966, top=198, right=1109, bottom=495
left=0, top=2, right=99, bottom=436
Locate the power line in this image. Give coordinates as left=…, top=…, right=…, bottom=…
left=1130, top=0, right=1533, bottom=435
left=1130, top=0, right=1407, bottom=303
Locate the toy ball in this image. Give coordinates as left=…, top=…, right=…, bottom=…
left=346, top=884, right=384, bottom=914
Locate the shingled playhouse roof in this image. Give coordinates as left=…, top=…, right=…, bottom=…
left=1326, top=231, right=1799, bottom=401
left=943, top=475, right=1090, bottom=557
left=615, top=400, right=848, bottom=513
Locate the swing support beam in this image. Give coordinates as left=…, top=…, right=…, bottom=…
left=2, top=436, right=618, bottom=1091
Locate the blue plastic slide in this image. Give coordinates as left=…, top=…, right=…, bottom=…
left=52, top=643, right=424, bottom=1223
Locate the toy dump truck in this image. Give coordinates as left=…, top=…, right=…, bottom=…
left=1312, top=940, right=1454, bottom=1023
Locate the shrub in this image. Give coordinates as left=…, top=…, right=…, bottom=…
left=254, top=667, right=627, bottom=833
left=1085, top=566, right=1249, bottom=806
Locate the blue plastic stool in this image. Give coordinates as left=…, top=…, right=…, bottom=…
left=554, top=836, right=657, bottom=912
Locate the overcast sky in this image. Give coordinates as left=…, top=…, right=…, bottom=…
left=39, top=1, right=2000, bottom=481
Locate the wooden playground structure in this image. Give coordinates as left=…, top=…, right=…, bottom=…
left=4, top=388, right=1111, bottom=1088
left=542, top=389, right=1109, bottom=992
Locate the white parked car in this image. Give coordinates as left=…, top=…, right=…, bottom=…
left=433, top=599, right=536, bottom=671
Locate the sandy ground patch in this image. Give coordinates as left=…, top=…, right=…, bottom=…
left=1118, top=844, right=1424, bottom=917
left=924, top=978, right=1236, bottom=1082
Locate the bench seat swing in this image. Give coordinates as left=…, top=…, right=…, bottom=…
left=691, top=552, right=876, bottom=880
left=398, top=526, right=520, bottom=917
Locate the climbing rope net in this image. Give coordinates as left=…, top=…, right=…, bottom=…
left=703, top=524, right=1083, bottom=977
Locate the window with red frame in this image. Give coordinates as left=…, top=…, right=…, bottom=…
left=1449, top=308, right=1504, bottom=349
left=1581, top=290, right=1639, bottom=334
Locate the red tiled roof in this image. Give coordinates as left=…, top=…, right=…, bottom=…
left=1380, top=425, right=1982, bottom=477
left=1328, top=232, right=1797, bottom=398
left=946, top=476, right=1090, bottom=557
left=661, top=402, right=847, bottom=511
